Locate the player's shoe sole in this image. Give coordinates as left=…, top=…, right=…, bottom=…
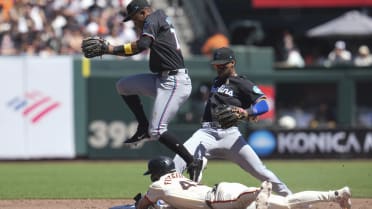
left=124, top=126, right=150, bottom=144
left=194, top=157, right=208, bottom=183
left=124, top=133, right=150, bottom=144
left=335, top=186, right=351, bottom=209
left=256, top=181, right=272, bottom=209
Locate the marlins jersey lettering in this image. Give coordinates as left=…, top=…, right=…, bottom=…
left=142, top=10, right=185, bottom=72
left=145, top=172, right=211, bottom=209
left=203, top=76, right=265, bottom=122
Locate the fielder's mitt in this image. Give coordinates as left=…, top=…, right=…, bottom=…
left=215, top=105, right=247, bottom=129
left=81, top=36, right=109, bottom=58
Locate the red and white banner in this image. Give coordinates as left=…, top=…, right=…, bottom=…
left=0, top=57, right=75, bottom=159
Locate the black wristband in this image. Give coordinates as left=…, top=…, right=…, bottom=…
left=113, top=45, right=124, bottom=55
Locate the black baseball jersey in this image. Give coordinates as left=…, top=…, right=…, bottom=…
left=202, top=75, right=265, bottom=122
left=142, top=10, right=185, bottom=72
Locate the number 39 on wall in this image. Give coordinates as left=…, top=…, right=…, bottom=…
left=88, top=120, right=139, bottom=149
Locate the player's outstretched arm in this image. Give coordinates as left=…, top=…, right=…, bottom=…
left=136, top=195, right=153, bottom=209
left=81, top=34, right=152, bottom=58
left=109, top=35, right=152, bottom=57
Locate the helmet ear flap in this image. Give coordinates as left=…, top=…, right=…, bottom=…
left=150, top=173, right=160, bottom=182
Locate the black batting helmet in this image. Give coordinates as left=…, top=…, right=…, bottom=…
left=144, top=156, right=176, bottom=182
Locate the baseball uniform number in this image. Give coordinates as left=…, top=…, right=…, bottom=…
left=179, top=181, right=197, bottom=190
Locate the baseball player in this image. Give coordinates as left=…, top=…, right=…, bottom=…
left=136, top=156, right=272, bottom=209
left=81, top=0, right=202, bottom=179
left=134, top=156, right=352, bottom=209
left=173, top=47, right=291, bottom=196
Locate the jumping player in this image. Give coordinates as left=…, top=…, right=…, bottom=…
left=173, top=47, right=292, bottom=196
left=135, top=156, right=352, bottom=209
left=81, top=0, right=202, bottom=180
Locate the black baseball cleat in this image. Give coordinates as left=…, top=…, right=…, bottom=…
left=187, top=158, right=204, bottom=183
left=124, top=126, right=150, bottom=144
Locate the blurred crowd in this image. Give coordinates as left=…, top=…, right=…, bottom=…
left=2, top=0, right=372, bottom=67
left=275, top=31, right=372, bottom=68
left=0, top=0, right=142, bottom=58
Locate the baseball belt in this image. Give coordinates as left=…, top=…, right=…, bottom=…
left=161, top=68, right=188, bottom=76
left=201, top=121, right=222, bottom=129
left=205, top=184, right=218, bottom=209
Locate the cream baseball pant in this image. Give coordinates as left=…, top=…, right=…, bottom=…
left=247, top=190, right=338, bottom=209
left=154, top=188, right=339, bottom=209
left=206, top=182, right=260, bottom=209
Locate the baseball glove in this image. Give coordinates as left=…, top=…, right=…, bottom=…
left=81, top=36, right=109, bottom=58
left=215, top=105, right=247, bottom=129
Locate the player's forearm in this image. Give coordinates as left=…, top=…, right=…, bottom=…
left=245, top=98, right=269, bottom=117
left=108, top=35, right=152, bottom=56
left=137, top=196, right=153, bottom=209
left=107, top=42, right=141, bottom=56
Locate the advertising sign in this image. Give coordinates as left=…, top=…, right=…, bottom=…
left=0, top=58, right=27, bottom=158
left=0, top=57, right=75, bottom=159
left=247, top=129, right=372, bottom=158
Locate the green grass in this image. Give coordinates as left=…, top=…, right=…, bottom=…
left=0, top=160, right=371, bottom=199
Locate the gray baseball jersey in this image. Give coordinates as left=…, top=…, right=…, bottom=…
left=173, top=75, right=292, bottom=196
left=116, top=10, right=191, bottom=139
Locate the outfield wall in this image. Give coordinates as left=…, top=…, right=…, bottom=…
left=0, top=46, right=371, bottom=160
left=76, top=49, right=372, bottom=159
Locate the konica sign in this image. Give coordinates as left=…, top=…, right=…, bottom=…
left=247, top=129, right=372, bottom=158
left=248, top=130, right=277, bottom=157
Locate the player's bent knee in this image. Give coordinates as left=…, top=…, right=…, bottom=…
left=115, top=78, right=132, bottom=95
left=115, top=80, right=125, bottom=94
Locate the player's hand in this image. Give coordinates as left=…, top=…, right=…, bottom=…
left=81, top=36, right=109, bottom=58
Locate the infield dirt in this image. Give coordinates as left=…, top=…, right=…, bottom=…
left=0, top=198, right=371, bottom=209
